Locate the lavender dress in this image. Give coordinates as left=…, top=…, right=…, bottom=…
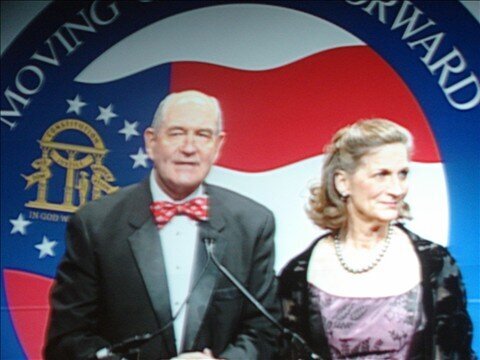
left=309, top=284, right=425, bottom=359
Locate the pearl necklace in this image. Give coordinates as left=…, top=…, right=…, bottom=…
left=334, top=225, right=393, bottom=274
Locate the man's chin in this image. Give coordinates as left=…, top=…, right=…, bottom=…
left=174, top=179, right=203, bottom=193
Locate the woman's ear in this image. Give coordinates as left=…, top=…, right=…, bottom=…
left=334, top=170, right=349, bottom=198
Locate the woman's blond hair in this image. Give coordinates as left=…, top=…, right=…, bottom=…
left=307, top=118, right=413, bottom=230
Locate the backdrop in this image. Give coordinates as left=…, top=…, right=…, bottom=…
left=1, top=1, right=479, bottom=358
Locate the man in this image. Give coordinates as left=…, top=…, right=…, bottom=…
left=45, top=90, right=279, bottom=359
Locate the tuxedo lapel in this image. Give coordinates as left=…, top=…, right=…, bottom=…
left=182, top=186, right=227, bottom=351
left=127, top=180, right=177, bottom=356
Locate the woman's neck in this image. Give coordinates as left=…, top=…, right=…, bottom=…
left=341, top=220, right=390, bottom=249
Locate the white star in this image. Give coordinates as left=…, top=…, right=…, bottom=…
left=35, top=236, right=58, bottom=259
left=130, top=148, right=149, bottom=169
left=119, top=120, right=140, bottom=141
left=10, top=213, right=32, bottom=235
left=66, top=94, right=87, bottom=115
left=96, top=104, right=118, bottom=125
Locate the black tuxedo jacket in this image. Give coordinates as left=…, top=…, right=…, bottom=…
left=45, top=179, right=280, bottom=359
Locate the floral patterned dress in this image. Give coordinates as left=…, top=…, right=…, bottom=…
left=278, top=224, right=475, bottom=360
left=310, top=284, right=424, bottom=359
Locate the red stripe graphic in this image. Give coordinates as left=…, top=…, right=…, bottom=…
left=5, top=48, right=444, bottom=359
left=171, top=46, right=440, bottom=172
left=4, top=269, right=53, bottom=360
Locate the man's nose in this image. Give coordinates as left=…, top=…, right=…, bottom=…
left=179, top=133, right=197, bottom=153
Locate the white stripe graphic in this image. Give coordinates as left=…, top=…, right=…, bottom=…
left=207, top=157, right=449, bottom=271
left=75, top=4, right=363, bottom=83
left=72, top=2, right=450, bottom=271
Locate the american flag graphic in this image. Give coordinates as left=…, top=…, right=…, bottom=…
left=1, top=2, right=478, bottom=358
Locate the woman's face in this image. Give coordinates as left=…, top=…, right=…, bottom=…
left=337, top=143, right=410, bottom=225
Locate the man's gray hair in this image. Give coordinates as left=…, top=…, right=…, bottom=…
left=151, top=90, right=223, bottom=133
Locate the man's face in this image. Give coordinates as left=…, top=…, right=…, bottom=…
left=144, top=98, right=225, bottom=200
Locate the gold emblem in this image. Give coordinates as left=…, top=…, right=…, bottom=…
left=23, top=119, right=119, bottom=213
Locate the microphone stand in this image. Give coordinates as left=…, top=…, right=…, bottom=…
left=204, top=238, right=321, bottom=360
left=90, top=251, right=213, bottom=359
left=90, top=237, right=321, bottom=359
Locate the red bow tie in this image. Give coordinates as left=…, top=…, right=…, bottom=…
left=150, top=197, right=208, bottom=228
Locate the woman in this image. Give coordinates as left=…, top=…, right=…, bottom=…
left=279, top=119, right=475, bottom=359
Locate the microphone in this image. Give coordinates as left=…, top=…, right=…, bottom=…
left=89, top=322, right=165, bottom=359
left=93, top=333, right=154, bottom=359
left=203, top=237, right=321, bottom=360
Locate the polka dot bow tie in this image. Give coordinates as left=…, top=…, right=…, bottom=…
left=150, top=197, right=209, bottom=228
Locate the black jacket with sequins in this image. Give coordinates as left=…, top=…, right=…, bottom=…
left=278, top=224, right=475, bottom=360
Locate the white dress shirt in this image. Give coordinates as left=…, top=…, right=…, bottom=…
left=149, top=171, right=203, bottom=353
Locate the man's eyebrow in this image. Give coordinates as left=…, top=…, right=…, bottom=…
left=165, top=126, right=185, bottom=131
left=167, top=126, right=215, bottom=132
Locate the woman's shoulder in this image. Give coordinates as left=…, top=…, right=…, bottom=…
left=278, top=233, right=330, bottom=290
left=397, top=223, right=450, bottom=255
left=396, top=223, right=459, bottom=275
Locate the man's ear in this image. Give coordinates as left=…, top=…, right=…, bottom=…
left=143, top=127, right=156, bottom=160
left=334, top=170, right=349, bottom=197
left=213, top=131, right=226, bottom=162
